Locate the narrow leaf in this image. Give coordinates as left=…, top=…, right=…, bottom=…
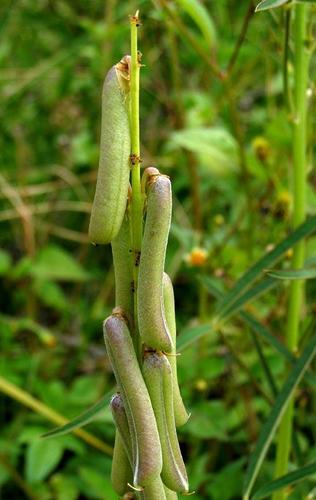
left=267, top=267, right=316, bottom=280
left=218, top=276, right=277, bottom=322
left=243, top=335, right=316, bottom=498
left=42, top=393, right=111, bottom=439
left=253, top=461, right=316, bottom=499
left=255, top=0, right=289, bottom=11
left=175, top=0, right=217, bottom=48
left=177, top=323, right=213, bottom=351
left=216, top=216, right=316, bottom=320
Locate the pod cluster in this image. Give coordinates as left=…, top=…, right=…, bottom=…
left=89, top=57, right=189, bottom=499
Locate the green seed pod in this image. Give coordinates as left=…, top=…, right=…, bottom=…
left=139, top=476, right=167, bottom=500
left=138, top=175, right=173, bottom=352
left=164, top=486, right=178, bottom=499
left=103, top=313, right=162, bottom=488
left=111, top=432, right=132, bottom=496
left=110, top=393, right=133, bottom=464
left=163, top=273, right=190, bottom=427
left=89, top=56, right=131, bottom=245
left=142, top=352, right=188, bottom=493
left=111, top=212, right=133, bottom=321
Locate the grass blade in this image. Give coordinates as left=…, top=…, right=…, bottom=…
left=175, top=0, right=217, bottom=49
left=42, top=392, right=112, bottom=439
left=252, top=461, right=316, bottom=499
left=215, top=216, right=316, bottom=320
left=218, top=276, right=277, bottom=322
left=177, top=323, right=213, bottom=351
left=255, top=0, right=289, bottom=12
left=243, top=334, right=316, bottom=499
left=266, top=267, right=316, bottom=280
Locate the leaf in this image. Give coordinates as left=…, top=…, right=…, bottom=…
left=0, top=249, right=12, bottom=275
left=29, top=245, right=90, bottom=282
left=42, top=394, right=110, bottom=439
left=252, top=461, right=316, bottom=499
left=215, top=216, right=316, bottom=320
left=175, top=0, right=217, bottom=49
left=177, top=323, right=213, bottom=351
left=266, top=267, right=316, bottom=280
left=169, top=127, right=238, bottom=175
left=219, top=276, right=277, bottom=322
left=25, top=439, right=64, bottom=482
left=33, top=280, right=68, bottom=311
left=243, top=335, right=316, bottom=499
left=255, top=0, right=289, bottom=11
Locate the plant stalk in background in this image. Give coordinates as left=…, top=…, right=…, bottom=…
left=273, top=4, right=309, bottom=499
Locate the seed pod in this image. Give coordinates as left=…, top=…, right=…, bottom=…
left=111, top=432, right=132, bottom=496
left=89, top=56, right=131, bottom=245
left=110, top=393, right=133, bottom=464
left=163, top=273, right=190, bottom=427
left=139, top=476, right=168, bottom=500
left=164, top=486, right=178, bottom=499
left=138, top=175, right=173, bottom=352
left=103, top=314, right=162, bottom=488
left=142, top=352, right=188, bottom=493
left=111, top=213, right=133, bottom=321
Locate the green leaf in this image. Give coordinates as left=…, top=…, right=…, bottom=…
left=177, top=323, right=213, bottom=351
left=175, top=0, right=217, bottom=49
left=218, top=276, right=277, bottom=322
left=42, top=393, right=111, bottom=439
left=266, top=267, right=316, bottom=280
left=30, top=245, right=90, bottom=282
left=169, top=127, right=238, bottom=175
left=25, top=439, right=64, bottom=482
left=0, top=249, right=12, bottom=275
left=243, top=335, right=316, bottom=498
left=253, top=461, right=316, bottom=499
left=255, top=0, right=289, bottom=12
left=216, top=216, right=316, bottom=320
left=33, top=280, right=68, bottom=311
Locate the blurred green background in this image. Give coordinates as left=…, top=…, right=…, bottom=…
left=0, top=1, right=315, bottom=499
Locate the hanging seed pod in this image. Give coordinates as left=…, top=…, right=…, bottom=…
left=164, top=486, right=178, bottom=499
left=89, top=56, right=131, bottom=245
left=138, top=476, right=167, bottom=500
left=142, top=351, right=188, bottom=493
left=103, top=313, right=162, bottom=488
left=110, top=393, right=133, bottom=495
left=111, top=432, right=133, bottom=496
left=163, top=273, right=190, bottom=427
left=111, top=212, right=134, bottom=321
left=138, top=175, right=173, bottom=352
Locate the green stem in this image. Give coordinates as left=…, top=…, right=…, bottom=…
left=273, top=5, right=309, bottom=499
left=130, top=11, right=143, bottom=356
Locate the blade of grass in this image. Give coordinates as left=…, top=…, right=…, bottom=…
left=267, top=267, right=316, bottom=280
left=218, top=276, right=277, bottom=323
left=42, top=392, right=113, bottom=439
left=243, top=334, right=316, bottom=499
left=215, top=216, right=316, bottom=320
left=253, top=461, right=316, bottom=499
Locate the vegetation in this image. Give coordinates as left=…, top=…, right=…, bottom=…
left=0, top=1, right=315, bottom=499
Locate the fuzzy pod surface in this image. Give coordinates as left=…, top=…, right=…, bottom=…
left=103, top=314, right=162, bottom=488
left=111, top=431, right=132, bottom=496
left=137, top=175, right=173, bottom=352
left=110, top=393, right=133, bottom=464
left=89, top=57, right=131, bottom=244
left=111, top=213, right=134, bottom=320
left=163, top=273, right=190, bottom=427
left=142, top=352, right=188, bottom=493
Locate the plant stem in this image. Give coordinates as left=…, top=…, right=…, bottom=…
left=130, top=11, right=143, bottom=355
left=273, top=5, right=309, bottom=499
left=0, top=376, right=113, bottom=455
